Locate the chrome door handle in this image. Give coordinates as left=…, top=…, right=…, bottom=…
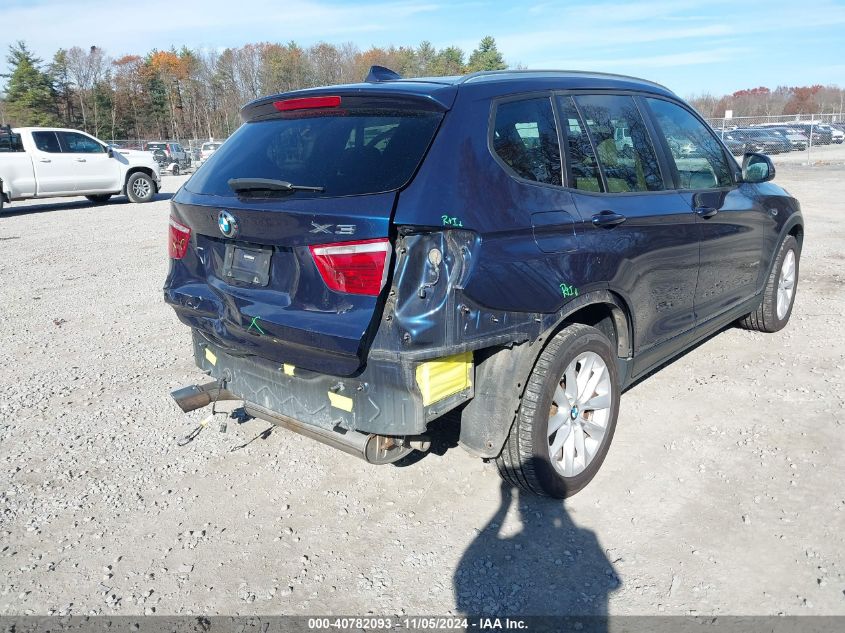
left=592, top=211, right=627, bottom=227
left=75, top=158, right=87, bottom=162
left=39, top=158, right=51, bottom=163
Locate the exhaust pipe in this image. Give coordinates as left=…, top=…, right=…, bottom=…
left=170, top=381, right=238, bottom=413
left=244, top=402, right=416, bottom=465
left=171, top=383, right=427, bottom=464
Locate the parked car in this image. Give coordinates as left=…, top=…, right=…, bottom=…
left=200, top=141, right=223, bottom=163
left=723, top=128, right=790, bottom=154
left=144, top=141, right=191, bottom=173
left=765, top=127, right=808, bottom=151
left=666, top=135, right=697, bottom=156
left=165, top=68, right=803, bottom=498
left=0, top=125, right=160, bottom=211
left=788, top=123, right=832, bottom=145
left=721, top=134, right=747, bottom=156
left=829, top=126, right=844, bottom=144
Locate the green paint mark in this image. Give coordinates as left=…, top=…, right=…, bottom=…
left=559, top=283, right=579, bottom=298
left=247, top=316, right=265, bottom=335
left=441, top=214, right=463, bottom=227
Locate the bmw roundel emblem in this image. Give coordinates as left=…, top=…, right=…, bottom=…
left=218, top=210, right=239, bottom=238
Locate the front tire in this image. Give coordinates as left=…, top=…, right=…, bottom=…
left=496, top=324, right=620, bottom=498
left=86, top=194, right=112, bottom=205
left=739, top=235, right=799, bottom=333
left=126, top=172, right=156, bottom=203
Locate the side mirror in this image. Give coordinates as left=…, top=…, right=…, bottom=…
left=107, top=147, right=114, bottom=158
left=741, top=152, right=775, bottom=183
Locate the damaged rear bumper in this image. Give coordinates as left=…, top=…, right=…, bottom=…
left=179, top=330, right=474, bottom=439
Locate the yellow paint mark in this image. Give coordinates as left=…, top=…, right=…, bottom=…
left=328, top=391, right=354, bottom=412
left=415, top=351, right=472, bottom=406
left=204, top=347, right=217, bottom=366
left=283, top=364, right=295, bottom=376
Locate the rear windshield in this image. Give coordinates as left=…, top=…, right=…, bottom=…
left=0, top=131, right=23, bottom=152
left=185, top=109, right=443, bottom=198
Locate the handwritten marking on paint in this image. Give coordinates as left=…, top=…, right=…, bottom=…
left=247, top=316, right=265, bottom=335
left=441, top=215, right=464, bottom=227
left=559, top=283, right=579, bottom=298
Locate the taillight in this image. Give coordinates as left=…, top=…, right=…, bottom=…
left=274, top=95, right=341, bottom=112
left=169, top=217, right=191, bottom=259
left=309, top=238, right=390, bottom=296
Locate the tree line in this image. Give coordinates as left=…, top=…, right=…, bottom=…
left=689, top=84, right=845, bottom=120
left=2, top=35, right=842, bottom=142
left=0, top=37, right=507, bottom=142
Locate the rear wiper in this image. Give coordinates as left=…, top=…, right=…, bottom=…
left=228, top=178, right=324, bottom=194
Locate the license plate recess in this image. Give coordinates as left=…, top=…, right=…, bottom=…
left=222, top=244, right=272, bottom=286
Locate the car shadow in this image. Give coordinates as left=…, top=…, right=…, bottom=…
left=454, top=474, right=618, bottom=625
left=1, top=192, right=174, bottom=217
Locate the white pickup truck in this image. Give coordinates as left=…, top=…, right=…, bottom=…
left=0, top=126, right=161, bottom=211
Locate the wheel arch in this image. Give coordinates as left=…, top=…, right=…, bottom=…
left=763, top=213, right=804, bottom=283
left=457, top=290, right=633, bottom=458
left=787, top=218, right=803, bottom=247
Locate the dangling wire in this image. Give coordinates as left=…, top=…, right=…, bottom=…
left=176, top=414, right=213, bottom=446
left=229, top=426, right=274, bottom=452
left=176, top=377, right=227, bottom=446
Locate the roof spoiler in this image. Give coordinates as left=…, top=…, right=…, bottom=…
left=365, top=65, right=402, bottom=83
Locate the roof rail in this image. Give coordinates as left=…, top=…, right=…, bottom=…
left=365, top=65, right=402, bottom=83
left=456, top=69, right=672, bottom=92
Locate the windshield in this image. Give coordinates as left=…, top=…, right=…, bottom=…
left=186, top=108, right=442, bottom=198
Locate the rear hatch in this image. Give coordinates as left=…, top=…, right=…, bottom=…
left=165, top=87, right=453, bottom=376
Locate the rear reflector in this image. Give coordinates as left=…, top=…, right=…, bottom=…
left=274, top=96, right=341, bottom=112
left=310, top=238, right=390, bottom=296
left=169, top=217, right=191, bottom=259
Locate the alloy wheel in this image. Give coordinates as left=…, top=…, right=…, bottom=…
left=547, top=351, right=613, bottom=477
left=777, top=249, right=796, bottom=320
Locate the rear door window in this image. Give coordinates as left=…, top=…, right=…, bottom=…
left=492, top=97, right=561, bottom=186
left=32, top=131, right=61, bottom=153
left=574, top=94, right=664, bottom=193
left=186, top=108, right=443, bottom=198
left=646, top=98, right=733, bottom=189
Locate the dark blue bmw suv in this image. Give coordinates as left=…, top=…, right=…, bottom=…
left=165, top=68, right=803, bottom=498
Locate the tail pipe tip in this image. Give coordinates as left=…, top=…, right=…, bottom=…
left=171, top=381, right=238, bottom=413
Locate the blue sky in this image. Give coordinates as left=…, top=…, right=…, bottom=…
left=2, top=0, right=844, bottom=97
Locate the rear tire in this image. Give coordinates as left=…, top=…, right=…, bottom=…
left=496, top=324, right=620, bottom=498
left=171, top=164, right=180, bottom=176
left=86, top=194, right=112, bottom=205
left=739, top=235, right=799, bottom=333
left=126, top=172, right=155, bottom=203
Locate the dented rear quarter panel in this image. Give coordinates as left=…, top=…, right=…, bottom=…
left=393, top=85, right=596, bottom=318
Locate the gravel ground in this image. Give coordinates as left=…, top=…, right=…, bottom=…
left=0, top=167, right=843, bottom=617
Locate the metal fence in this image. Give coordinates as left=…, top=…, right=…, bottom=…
left=704, top=114, right=845, bottom=165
